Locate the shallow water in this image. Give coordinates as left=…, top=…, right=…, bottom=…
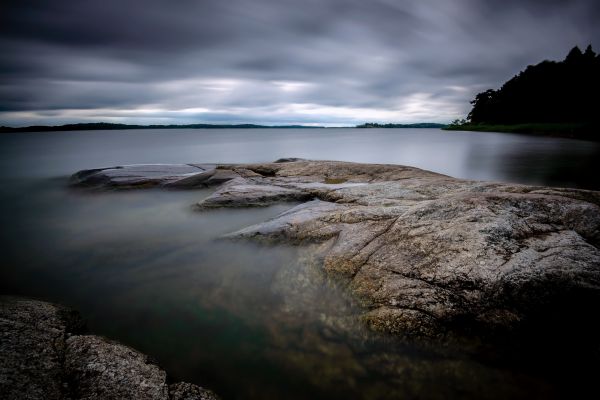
left=1, top=128, right=598, bottom=399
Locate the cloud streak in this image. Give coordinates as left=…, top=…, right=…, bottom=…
left=1, top=0, right=599, bottom=126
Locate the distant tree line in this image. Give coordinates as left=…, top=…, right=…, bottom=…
left=356, top=122, right=446, bottom=128
left=0, top=122, right=323, bottom=133
left=466, top=45, right=599, bottom=125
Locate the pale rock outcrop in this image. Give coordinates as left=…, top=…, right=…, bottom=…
left=70, top=160, right=600, bottom=339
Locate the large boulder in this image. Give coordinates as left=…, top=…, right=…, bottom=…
left=70, top=160, right=600, bottom=341
left=0, top=296, right=219, bottom=400
left=217, top=161, right=600, bottom=340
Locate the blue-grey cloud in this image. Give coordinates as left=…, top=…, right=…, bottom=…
left=1, top=0, right=599, bottom=126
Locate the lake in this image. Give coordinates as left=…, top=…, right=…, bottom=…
left=1, top=128, right=598, bottom=399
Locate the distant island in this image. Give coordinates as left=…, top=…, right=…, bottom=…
left=1, top=121, right=451, bottom=133
left=0, top=122, right=326, bottom=133
left=445, top=45, right=599, bottom=140
left=356, top=123, right=447, bottom=128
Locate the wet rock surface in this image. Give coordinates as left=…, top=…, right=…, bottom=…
left=0, top=296, right=219, bottom=400
left=69, top=164, right=214, bottom=189
left=70, top=160, right=600, bottom=341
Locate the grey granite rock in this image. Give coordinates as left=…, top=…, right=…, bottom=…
left=196, top=177, right=312, bottom=209
left=0, top=297, right=81, bottom=400
left=65, top=335, right=169, bottom=400
left=211, top=161, right=600, bottom=338
left=70, top=160, right=600, bottom=340
left=70, top=164, right=212, bottom=189
left=165, top=168, right=238, bottom=188
left=0, top=296, right=218, bottom=400
left=168, top=383, right=219, bottom=400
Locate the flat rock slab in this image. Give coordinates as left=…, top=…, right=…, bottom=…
left=197, top=179, right=312, bottom=209
left=70, top=164, right=214, bottom=189
left=71, top=160, right=600, bottom=341
left=166, top=168, right=239, bottom=189
left=0, top=296, right=219, bottom=400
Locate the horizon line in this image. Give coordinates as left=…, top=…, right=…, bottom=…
left=1, top=121, right=450, bottom=131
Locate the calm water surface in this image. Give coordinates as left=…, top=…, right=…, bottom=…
left=0, top=128, right=598, bottom=188
left=1, top=128, right=598, bottom=399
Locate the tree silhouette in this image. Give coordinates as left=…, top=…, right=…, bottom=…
left=467, top=45, right=600, bottom=126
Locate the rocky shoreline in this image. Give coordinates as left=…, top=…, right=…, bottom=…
left=0, top=296, right=219, bottom=400
left=6, top=159, right=598, bottom=398
left=70, top=159, right=600, bottom=342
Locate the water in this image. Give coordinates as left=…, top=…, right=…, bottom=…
left=0, top=128, right=597, bottom=188
left=1, top=128, right=598, bottom=399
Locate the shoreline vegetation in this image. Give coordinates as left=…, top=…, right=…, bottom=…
left=443, top=121, right=599, bottom=140
left=355, top=122, right=446, bottom=128
left=445, top=45, right=599, bottom=140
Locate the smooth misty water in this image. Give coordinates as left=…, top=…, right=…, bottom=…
left=1, top=128, right=598, bottom=399
left=0, top=128, right=598, bottom=188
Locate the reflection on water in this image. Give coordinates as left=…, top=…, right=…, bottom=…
left=1, top=129, right=597, bottom=398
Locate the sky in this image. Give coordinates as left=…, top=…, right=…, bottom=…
left=1, top=0, right=599, bottom=127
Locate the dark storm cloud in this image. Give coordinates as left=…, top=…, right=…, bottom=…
left=1, top=0, right=599, bottom=126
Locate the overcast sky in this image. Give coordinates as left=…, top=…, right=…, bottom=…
left=1, top=0, right=599, bottom=127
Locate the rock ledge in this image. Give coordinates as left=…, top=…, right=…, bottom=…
left=0, top=296, right=219, bottom=400
left=70, top=160, right=600, bottom=340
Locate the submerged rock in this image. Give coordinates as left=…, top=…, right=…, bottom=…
left=70, top=160, right=600, bottom=341
left=0, top=296, right=219, bottom=400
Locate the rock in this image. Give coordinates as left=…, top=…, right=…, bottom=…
left=65, top=335, right=169, bottom=400
left=168, top=383, right=219, bottom=400
left=212, top=161, right=600, bottom=339
left=226, top=199, right=350, bottom=239
left=0, top=297, right=83, bottom=400
left=196, top=177, right=312, bottom=209
left=70, top=160, right=600, bottom=341
left=165, top=168, right=239, bottom=189
left=0, top=296, right=219, bottom=400
left=273, top=157, right=306, bottom=163
left=69, top=164, right=213, bottom=189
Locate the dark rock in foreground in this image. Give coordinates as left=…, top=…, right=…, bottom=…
left=0, top=296, right=219, bottom=400
left=70, top=160, right=600, bottom=341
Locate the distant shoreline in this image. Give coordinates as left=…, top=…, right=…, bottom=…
left=356, top=123, right=447, bottom=129
left=0, top=122, right=447, bottom=133
left=0, top=122, right=325, bottom=133
left=443, top=122, right=599, bottom=141
left=2, top=122, right=596, bottom=141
